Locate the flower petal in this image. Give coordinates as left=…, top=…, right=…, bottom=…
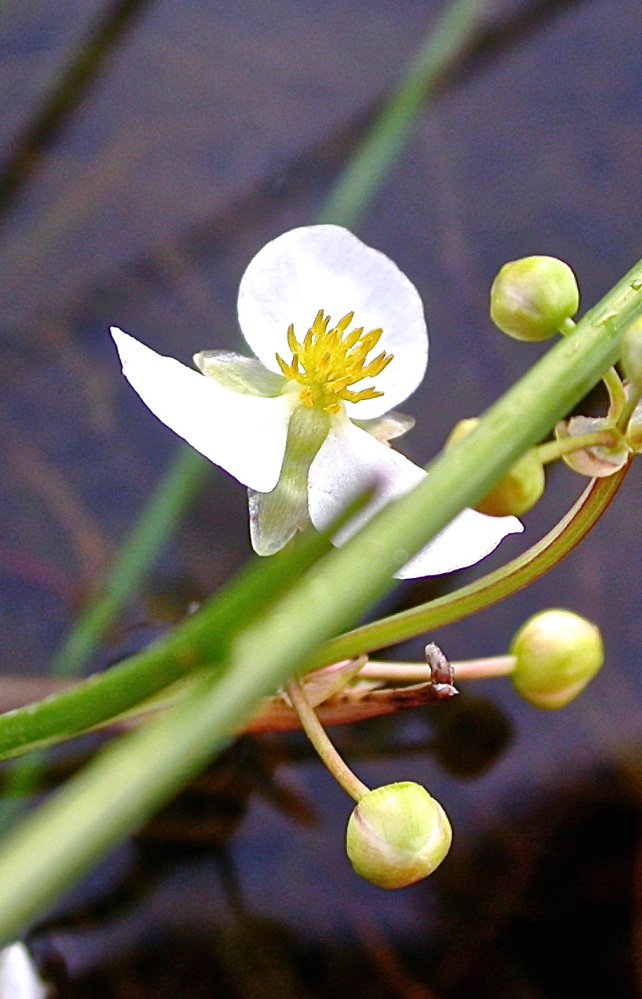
left=307, top=419, right=523, bottom=578
left=111, top=328, right=293, bottom=492
left=237, top=225, right=428, bottom=419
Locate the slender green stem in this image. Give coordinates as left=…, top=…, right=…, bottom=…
left=0, top=521, right=334, bottom=761
left=287, top=680, right=369, bottom=802
left=558, top=318, right=577, bottom=337
left=0, top=449, right=210, bottom=825
left=320, top=0, right=484, bottom=227
left=451, top=656, right=515, bottom=680
left=537, top=429, right=619, bottom=464
left=604, top=367, right=627, bottom=414
left=361, top=656, right=515, bottom=683
left=51, top=448, right=208, bottom=676
left=617, top=385, right=642, bottom=431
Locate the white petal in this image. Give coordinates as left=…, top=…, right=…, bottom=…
left=395, top=506, right=523, bottom=579
left=0, top=943, right=48, bottom=999
left=237, top=225, right=428, bottom=419
left=111, top=328, right=293, bottom=492
left=308, top=420, right=523, bottom=578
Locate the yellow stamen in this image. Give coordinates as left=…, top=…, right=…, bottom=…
left=275, top=309, right=394, bottom=415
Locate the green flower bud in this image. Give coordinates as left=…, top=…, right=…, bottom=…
left=446, top=418, right=544, bottom=516
left=490, top=256, right=580, bottom=341
left=510, top=609, right=604, bottom=710
left=620, top=318, right=642, bottom=392
left=346, top=782, right=452, bottom=889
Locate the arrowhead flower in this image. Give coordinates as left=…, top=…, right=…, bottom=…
left=112, top=225, right=522, bottom=576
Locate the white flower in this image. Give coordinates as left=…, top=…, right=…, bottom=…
left=111, top=225, right=522, bottom=576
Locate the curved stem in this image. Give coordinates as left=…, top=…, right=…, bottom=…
left=287, top=680, right=369, bottom=802
left=537, top=429, right=619, bottom=464
left=617, top=385, right=642, bottom=431
left=306, top=467, right=628, bottom=668
left=603, top=367, right=627, bottom=414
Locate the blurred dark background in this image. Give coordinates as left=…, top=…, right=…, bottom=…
left=0, top=1, right=641, bottom=995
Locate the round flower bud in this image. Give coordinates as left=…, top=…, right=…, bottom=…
left=446, top=418, right=545, bottom=516
left=346, top=782, right=452, bottom=889
left=510, top=609, right=604, bottom=710
left=620, top=318, right=642, bottom=392
left=490, top=256, right=580, bottom=341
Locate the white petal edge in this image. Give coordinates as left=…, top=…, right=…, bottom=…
left=0, top=943, right=48, bottom=999
left=307, top=419, right=523, bottom=578
left=111, top=328, right=294, bottom=492
left=237, top=225, right=428, bottom=419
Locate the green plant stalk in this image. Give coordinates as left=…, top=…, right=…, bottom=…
left=319, top=0, right=483, bottom=227
left=0, top=259, right=639, bottom=942
left=50, top=448, right=209, bottom=676
left=287, top=680, right=369, bottom=802
left=48, top=0, right=486, bottom=680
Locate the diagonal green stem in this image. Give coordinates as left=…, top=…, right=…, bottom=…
left=50, top=449, right=209, bottom=676
left=319, top=0, right=484, bottom=227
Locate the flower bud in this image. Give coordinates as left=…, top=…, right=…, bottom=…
left=510, top=609, right=604, bottom=709
left=346, top=782, right=452, bottom=889
left=446, top=418, right=544, bottom=516
left=620, top=318, right=642, bottom=392
left=490, top=256, right=580, bottom=341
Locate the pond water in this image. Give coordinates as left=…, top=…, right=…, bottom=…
left=0, top=1, right=641, bottom=995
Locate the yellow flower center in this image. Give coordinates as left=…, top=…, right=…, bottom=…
left=275, top=309, right=393, bottom=415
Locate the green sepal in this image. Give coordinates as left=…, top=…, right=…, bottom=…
left=193, top=350, right=286, bottom=396
left=249, top=406, right=330, bottom=556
